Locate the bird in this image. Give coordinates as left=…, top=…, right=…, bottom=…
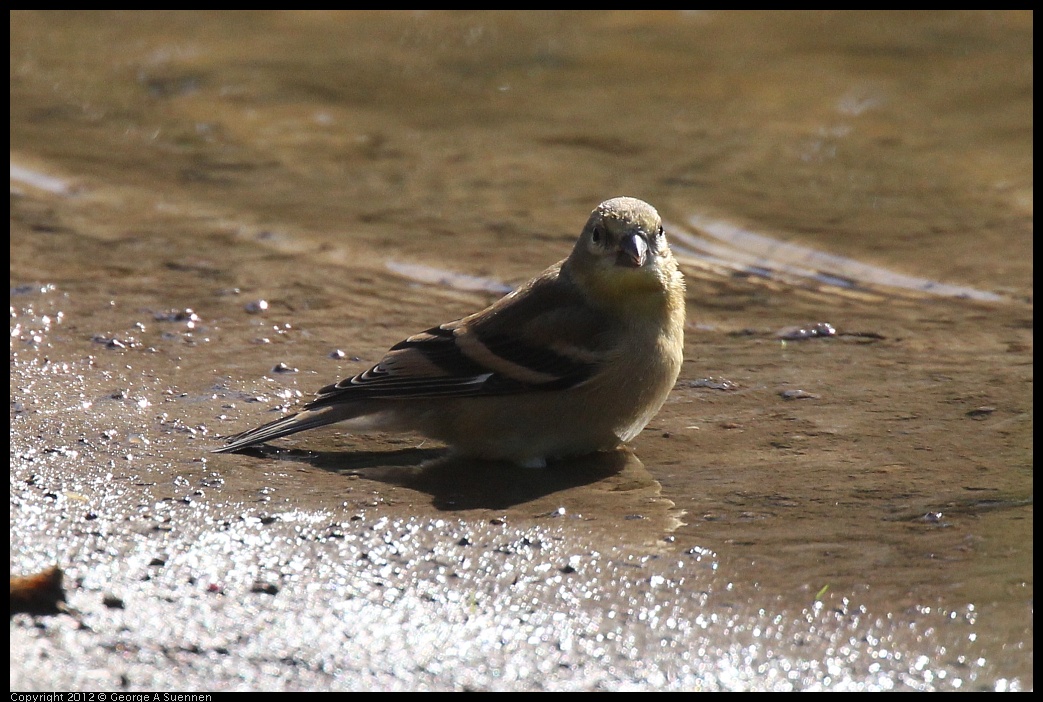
left=214, top=196, right=686, bottom=467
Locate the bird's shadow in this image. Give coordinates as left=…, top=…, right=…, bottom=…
left=232, top=443, right=636, bottom=511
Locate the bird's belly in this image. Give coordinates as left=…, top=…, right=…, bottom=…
left=404, top=352, right=679, bottom=462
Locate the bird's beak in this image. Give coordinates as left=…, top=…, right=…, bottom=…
left=617, top=232, right=648, bottom=268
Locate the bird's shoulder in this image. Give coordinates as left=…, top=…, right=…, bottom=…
left=453, top=260, right=620, bottom=355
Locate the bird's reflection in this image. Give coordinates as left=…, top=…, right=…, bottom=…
left=236, top=441, right=657, bottom=512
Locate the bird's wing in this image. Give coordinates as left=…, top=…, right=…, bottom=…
left=306, top=264, right=620, bottom=409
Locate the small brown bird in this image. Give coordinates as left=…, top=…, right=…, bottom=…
left=215, top=197, right=686, bottom=467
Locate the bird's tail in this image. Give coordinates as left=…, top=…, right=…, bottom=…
left=212, top=406, right=346, bottom=453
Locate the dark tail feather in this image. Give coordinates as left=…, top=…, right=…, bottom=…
left=212, top=409, right=341, bottom=453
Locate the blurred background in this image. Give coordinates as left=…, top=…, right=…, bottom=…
left=10, top=11, right=1032, bottom=691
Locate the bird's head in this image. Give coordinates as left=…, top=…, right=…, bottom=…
left=568, top=197, right=679, bottom=298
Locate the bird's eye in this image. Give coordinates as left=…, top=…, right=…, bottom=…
left=657, top=225, right=664, bottom=239
left=591, top=227, right=603, bottom=244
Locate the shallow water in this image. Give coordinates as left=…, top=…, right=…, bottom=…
left=10, top=11, right=1032, bottom=691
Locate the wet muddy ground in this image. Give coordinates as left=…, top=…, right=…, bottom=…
left=10, top=11, right=1032, bottom=691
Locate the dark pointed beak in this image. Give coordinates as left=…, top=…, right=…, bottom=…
left=617, top=232, right=648, bottom=268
